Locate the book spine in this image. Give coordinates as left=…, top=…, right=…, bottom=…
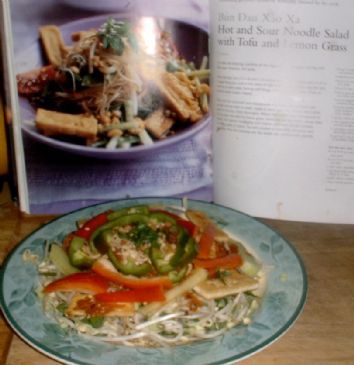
left=0, top=0, right=29, bottom=211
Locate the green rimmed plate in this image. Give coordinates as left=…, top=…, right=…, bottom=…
left=0, top=198, right=307, bottom=364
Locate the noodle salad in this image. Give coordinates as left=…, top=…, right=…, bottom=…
left=24, top=204, right=265, bottom=347
left=17, top=18, right=210, bottom=149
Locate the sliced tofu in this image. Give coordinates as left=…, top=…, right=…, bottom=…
left=71, top=29, right=97, bottom=42
left=39, top=25, right=68, bottom=66
left=66, top=294, right=135, bottom=317
left=193, top=270, right=259, bottom=300
left=145, top=108, right=174, bottom=139
left=154, top=71, right=203, bottom=123
left=35, top=108, right=98, bottom=139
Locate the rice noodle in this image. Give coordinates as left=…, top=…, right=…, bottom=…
left=135, top=313, right=183, bottom=330
left=83, top=331, right=147, bottom=343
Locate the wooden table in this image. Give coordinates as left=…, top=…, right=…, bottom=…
left=1, top=197, right=354, bottom=365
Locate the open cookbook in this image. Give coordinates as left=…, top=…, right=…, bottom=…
left=1, top=0, right=354, bottom=224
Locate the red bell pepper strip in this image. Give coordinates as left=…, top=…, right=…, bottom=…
left=75, top=212, right=110, bottom=240
left=196, top=223, right=217, bottom=259
left=193, top=253, right=243, bottom=270
left=92, top=257, right=173, bottom=289
left=43, top=272, right=110, bottom=294
left=95, top=286, right=165, bottom=303
left=176, top=218, right=197, bottom=237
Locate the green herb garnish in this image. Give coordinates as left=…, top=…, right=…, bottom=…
left=98, top=18, right=138, bottom=55
left=128, top=223, right=159, bottom=246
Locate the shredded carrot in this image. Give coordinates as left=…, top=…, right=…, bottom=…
left=197, top=223, right=217, bottom=259
left=194, top=253, right=243, bottom=270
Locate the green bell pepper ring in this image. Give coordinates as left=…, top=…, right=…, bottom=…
left=94, top=229, right=115, bottom=254
left=88, top=209, right=196, bottom=275
left=148, top=211, right=177, bottom=225
left=90, top=213, right=151, bottom=251
left=149, top=227, right=197, bottom=273
left=168, top=228, right=190, bottom=267
left=107, top=205, right=150, bottom=221
left=149, top=246, right=175, bottom=274
left=108, top=248, right=152, bottom=277
left=68, top=236, right=100, bottom=269
left=176, top=237, right=198, bottom=267
left=168, top=265, right=188, bottom=283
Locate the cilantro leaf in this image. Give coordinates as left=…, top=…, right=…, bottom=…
left=98, top=18, right=138, bottom=55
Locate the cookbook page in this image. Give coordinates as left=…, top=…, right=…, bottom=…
left=210, top=0, right=354, bottom=223
left=7, top=0, right=212, bottom=214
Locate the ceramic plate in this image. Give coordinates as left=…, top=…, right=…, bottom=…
left=17, top=15, right=210, bottom=159
left=0, top=198, right=307, bottom=364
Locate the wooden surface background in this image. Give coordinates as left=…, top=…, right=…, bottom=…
left=1, top=192, right=354, bottom=365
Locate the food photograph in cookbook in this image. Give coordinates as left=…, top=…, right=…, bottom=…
left=8, top=0, right=213, bottom=214
left=17, top=17, right=210, bottom=151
